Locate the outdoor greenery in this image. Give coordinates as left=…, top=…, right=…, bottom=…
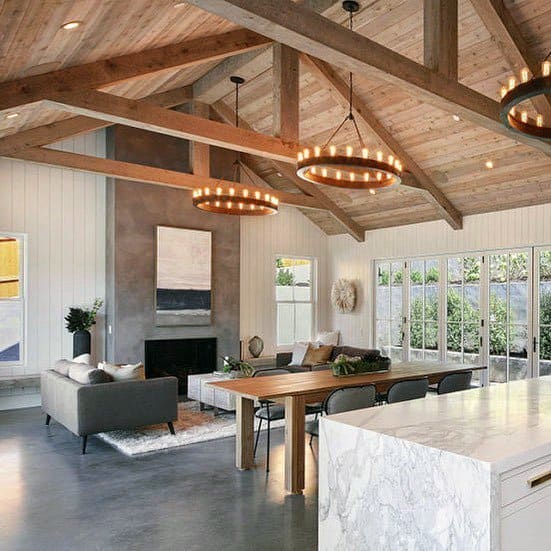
left=276, top=268, right=295, bottom=286
left=539, top=291, right=551, bottom=360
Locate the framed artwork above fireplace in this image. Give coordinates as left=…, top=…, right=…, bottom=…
left=155, top=226, right=212, bottom=326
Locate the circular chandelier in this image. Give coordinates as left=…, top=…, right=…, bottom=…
left=192, top=76, right=279, bottom=216
left=296, top=1, right=403, bottom=191
left=499, top=54, right=551, bottom=141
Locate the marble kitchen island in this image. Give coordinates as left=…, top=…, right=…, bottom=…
left=319, top=378, right=551, bottom=551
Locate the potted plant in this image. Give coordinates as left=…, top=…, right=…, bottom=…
left=221, top=356, right=255, bottom=378
left=65, top=298, right=103, bottom=357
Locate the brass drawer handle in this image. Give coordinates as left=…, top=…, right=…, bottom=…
left=528, top=471, right=551, bottom=488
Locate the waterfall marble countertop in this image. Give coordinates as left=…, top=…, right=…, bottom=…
left=318, top=378, right=551, bottom=550
left=322, top=377, right=551, bottom=473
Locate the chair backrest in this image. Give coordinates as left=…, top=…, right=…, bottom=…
left=252, top=368, right=291, bottom=377
left=437, top=371, right=473, bottom=395
left=324, top=384, right=377, bottom=415
left=387, top=377, right=429, bottom=404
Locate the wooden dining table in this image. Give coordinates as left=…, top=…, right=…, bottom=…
left=207, top=362, right=487, bottom=494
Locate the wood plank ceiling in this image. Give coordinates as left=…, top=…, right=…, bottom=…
left=0, top=0, right=550, bottom=236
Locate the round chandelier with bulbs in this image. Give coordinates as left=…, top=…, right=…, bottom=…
left=499, top=54, right=551, bottom=141
left=295, top=0, right=403, bottom=191
left=192, top=76, right=279, bottom=216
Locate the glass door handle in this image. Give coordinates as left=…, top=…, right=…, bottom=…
left=533, top=337, right=537, bottom=353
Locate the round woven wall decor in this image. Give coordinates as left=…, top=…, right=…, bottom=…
left=331, top=279, right=356, bottom=313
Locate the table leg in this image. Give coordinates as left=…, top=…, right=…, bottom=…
left=285, top=395, right=305, bottom=494
left=235, top=396, right=255, bottom=470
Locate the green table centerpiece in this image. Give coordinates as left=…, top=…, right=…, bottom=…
left=331, top=353, right=391, bottom=377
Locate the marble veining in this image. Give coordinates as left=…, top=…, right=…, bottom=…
left=324, top=378, right=551, bottom=472
left=319, top=419, right=497, bottom=550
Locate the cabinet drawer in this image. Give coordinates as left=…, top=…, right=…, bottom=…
left=502, top=456, right=551, bottom=507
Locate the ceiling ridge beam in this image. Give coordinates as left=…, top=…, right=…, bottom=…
left=0, top=86, right=193, bottom=156
left=185, top=0, right=551, bottom=156
left=44, top=89, right=297, bottom=162
left=210, top=100, right=365, bottom=242
left=469, top=0, right=551, bottom=120
left=0, top=28, right=271, bottom=113
left=6, top=147, right=322, bottom=210
left=301, top=54, right=463, bottom=230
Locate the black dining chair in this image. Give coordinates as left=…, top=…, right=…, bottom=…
left=252, top=368, right=291, bottom=473
left=386, top=377, right=429, bottom=404
left=306, top=384, right=377, bottom=446
left=436, top=371, right=473, bottom=395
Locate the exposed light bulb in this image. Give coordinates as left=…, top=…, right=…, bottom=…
left=362, top=148, right=368, bottom=159
left=346, top=145, right=353, bottom=157
left=521, top=111, right=528, bottom=123
left=520, top=67, right=530, bottom=83
left=321, top=168, right=328, bottom=177
left=329, top=145, right=337, bottom=156
left=537, top=114, right=544, bottom=127
left=543, top=60, right=551, bottom=77
left=376, top=151, right=383, bottom=162
left=297, top=152, right=304, bottom=162
left=508, top=76, right=516, bottom=90
left=216, top=187, right=222, bottom=195
left=500, top=87, right=508, bottom=99
left=369, top=189, right=376, bottom=195
left=314, top=146, right=321, bottom=157
left=303, top=148, right=310, bottom=159
left=336, top=170, right=342, bottom=180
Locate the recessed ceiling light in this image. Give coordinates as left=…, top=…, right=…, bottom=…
left=173, top=1, right=186, bottom=6
left=276, top=172, right=282, bottom=177
left=5, top=112, right=19, bottom=119
left=452, top=114, right=461, bottom=122
left=485, top=160, right=494, bottom=169
left=61, top=21, right=82, bottom=30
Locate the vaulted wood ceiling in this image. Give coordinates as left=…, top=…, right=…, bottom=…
left=1, top=0, right=550, bottom=239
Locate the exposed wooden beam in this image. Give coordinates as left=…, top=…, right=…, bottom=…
left=192, top=0, right=337, bottom=104
left=273, top=44, right=300, bottom=142
left=186, top=0, right=551, bottom=156
left=7, top=147, right=322, bottom=211
left=191, top=101, right=211, bottom=177
left=210, top=100, right=366, bottom=242
left=424, top=0, right=458, bottom=80
left=0, top=86, right=192, bottom=156
left=0, top=29, right=270, bottom=113
left=302, top=54, right=463, bottom=230
left=45, top=90, right=297, bottom=162
left=469, top=0, right=551, bottom=120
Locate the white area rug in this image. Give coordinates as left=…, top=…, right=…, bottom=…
left=97, top=401, right=293, bottom=457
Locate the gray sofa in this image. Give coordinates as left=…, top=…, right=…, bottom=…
left=276, top=345, right=381, bottom=373
left=41, top=369, right=178, bottom=454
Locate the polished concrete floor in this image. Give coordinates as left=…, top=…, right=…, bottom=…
left=0, top=407, right=319, bottom=551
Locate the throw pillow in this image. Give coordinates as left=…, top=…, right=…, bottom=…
left=98, top=362, right=145, bottom=381
left=316, top=331, right=340, bottom=347
left=68, top=363, right=112, bottom=384
left=288, top=342, right=310, bottom=366
left=54, top=359, right=75, bottom=377
left=303, top=344, right=333, bottom=366
left=72, top=353, right=91, bottom=365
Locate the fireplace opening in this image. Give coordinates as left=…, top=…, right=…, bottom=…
left=144, top=338, right=216, bottom=395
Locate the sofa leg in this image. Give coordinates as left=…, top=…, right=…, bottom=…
left=45, top=414, right=51, bottom=426
left=81, top=435, right=88, bottom=455
left=167, top=422, right=175, bottom=435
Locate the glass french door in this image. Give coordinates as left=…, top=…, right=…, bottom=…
left=488, top=251, right=531, bottom=383
left=409, top=259, right=439, bottom=361
left=535, top=249, right=551, bottom=376
left=445, top=255, right=483, bottom=383
left=375, top=261, right=404, bottom=362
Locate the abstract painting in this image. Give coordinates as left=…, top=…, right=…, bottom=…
left=156, top=226, right=212, bottom=326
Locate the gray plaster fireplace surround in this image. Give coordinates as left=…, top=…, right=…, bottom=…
left=105, top=125, right=240, bottom=372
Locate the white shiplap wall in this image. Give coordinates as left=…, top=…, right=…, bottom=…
left=0, top=132, right=106, bottom=377
left=328, top=203, right=551, bottom=348
left=240, top=206, right=329, bottom=356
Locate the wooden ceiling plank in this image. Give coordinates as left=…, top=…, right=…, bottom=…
left=45, top=89, right=297, bottom=163
left=185, top=0, right=551, bottom=156
left=0, top=85, right=192, bottom=156
left=7, top=147, right=322, bottom=211
left=0, top=28, right=271, bottom=113
left=301, top=54, right=463, bottom=230
left=469, top=0, right=551, bottom=121
left=424, top=0, right=458, bottom=80
left=210, top=99, right=366, bottom=242
left=192, top=0, right=338, bottom=104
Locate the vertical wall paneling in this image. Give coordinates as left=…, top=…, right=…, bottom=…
left=0, top=132, right=106, bottom=376
left=240, top=206, right=329, bottom=355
